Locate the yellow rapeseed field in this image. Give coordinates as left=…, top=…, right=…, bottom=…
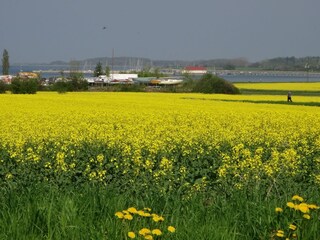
left=1, top=92, right=320, bottom=194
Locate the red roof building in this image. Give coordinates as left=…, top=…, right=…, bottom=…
left=182, top=66, right=207, bottom=74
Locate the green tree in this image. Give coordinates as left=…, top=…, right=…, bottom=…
left=2, top=49, right=10, bottom=75
left=0, top=81, right=7, bottom=93
left=105, top=65, right=111, bottom=77
left=93, top=62, right=103, bottom=77
left=10, top=78, right=39, bottom=94
left=192, top=73, right=240, bottom=94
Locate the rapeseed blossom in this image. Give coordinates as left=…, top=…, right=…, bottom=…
left=1, top=92, right=320, bottom=194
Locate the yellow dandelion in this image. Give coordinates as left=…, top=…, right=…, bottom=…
left=115, top=212, right=124, bottom=219
left=167, top=226, right=176, bottom=233
left=144, top=235, right=153, bottom=240
left=303, top=214, right=311, bottom=219
left=289, top=224, right=297, bottom=231
left=139, top=228, right=151, bottom=236
left=137, top=210, right=145, bottom=216
left=151, top=229, right=162, bottom=236
left=298, top=203, right=309, bottom=213
left=5, top=173, right=13, bottom=180
left=292, top=195, right=304, bottom=202
left=286, top=202, right=295, bottom=209
left=128, top=231, right=136, bottom=239
left=142, top=212, right=151, bottom=217
left=308, top=204, right=319, bottom=209
left=144, top=207, right=152, bottom=212
left=276, top=230, right=284, bottom=237
left=127, top=207, right=138, bottom=214
left=275, top=207, right=283, bottom=213
left=124, top=214, right=133, bottom=220
left=152, top=215, right=164, bottom=222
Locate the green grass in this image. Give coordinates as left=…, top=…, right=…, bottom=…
left=1, top=182, right=319, bottom=239
left=240, top=88, right=320, bottom=96
left=206, top=98, right=320, bottom=107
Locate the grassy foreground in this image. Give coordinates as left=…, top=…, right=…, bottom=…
left=1, top=183, right=319, bottom=240
left=1, top=87, right=320, bottom=239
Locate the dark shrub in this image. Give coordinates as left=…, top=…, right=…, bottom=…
left=0, top=81, right=7, bottom=93
left=10, top=78, right=39, bottom=94
left=192, top=73, right=240, bottom=94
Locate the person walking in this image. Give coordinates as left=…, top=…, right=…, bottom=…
left=287, top=91, right=292, bottom=102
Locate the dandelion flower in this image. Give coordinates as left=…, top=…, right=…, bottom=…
left=128, top=232, right=136, bottom=239
left=137, top=210, right=145, bottom=216
left=298, top=203, right=309, bottom=213
left=289, top=224, right=297, bottom=231
left=115, top=212, right=124, bottom=219
left=292, top=195, right=304, bottom=202
left=303, top=214, right=311, bottom=219
left=139, top=228, right=151, bottom=236
left=286, top=202, right=295, bottom=209
left=127, top=207, right=138, bottom=214
left=144, top=235, right=153, bottom=240
left=308, top=204, right=319, bottom=209
left=151, top=229, right=162, bottom=236
left=124, top=214, right=133, bottom=220
left=275, top=207, right=283, bottom=213
left=276, top=230, right=284, bottom=237
left=142, top=212, right=151, bottom=217
left=167, top=226, right=176, bottom=233
left=152, top=215, right=164, bottom=222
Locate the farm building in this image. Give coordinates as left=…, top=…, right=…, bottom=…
left=182, top=66, right=207, bottom=74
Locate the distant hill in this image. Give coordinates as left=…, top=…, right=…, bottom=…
left=250, top=56, right=320, bottom=71
left=49, top=61, right=69, bottom=65
left=14, top=56, right=320, bottom=72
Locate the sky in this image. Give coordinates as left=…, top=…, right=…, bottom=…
left=0, top=0, right=319, bottom=64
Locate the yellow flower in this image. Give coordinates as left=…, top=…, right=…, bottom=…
left=289, top=224, right=297, bottom=231
left=152, top=215, right=164, bottom=222
left=144, top=235, right=153, bottom=240
left=137, top=210, right=146, bottom=216
left=128, top=231, right=136, bottom=239
left=142, top=212, right=151, bottom=217
left=115, top=212, right=124, bottom=219
left=275, top=207, right=283, bottom=213
left=308, top=204, right=319, bottom=209
left=124, top=214, right=133, bottom=220
left=167, top=226, right=176, bottom=233
left=127, top=207, right=138, bottom=214
left=139, top=228, right=151, bottom=236
left=292, top=195, right=304, bottom=202
left=303, top=214, right=311, bottom=219
left=286, top=202, right=295, bottom=209
left=151, top=229, right=162, bottom=236
left=5, top=173, right=13, bottom=180
left=298, top=203, right=309, bottom=213
left=276, top=230, right=284, bottom=237
left=123, top=210, right=130, bottom=215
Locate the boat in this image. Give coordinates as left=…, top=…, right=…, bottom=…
left=158, top=79, right=183, bottom=85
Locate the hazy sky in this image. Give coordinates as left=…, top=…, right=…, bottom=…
left=1, top=0, right=319, bottom=64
